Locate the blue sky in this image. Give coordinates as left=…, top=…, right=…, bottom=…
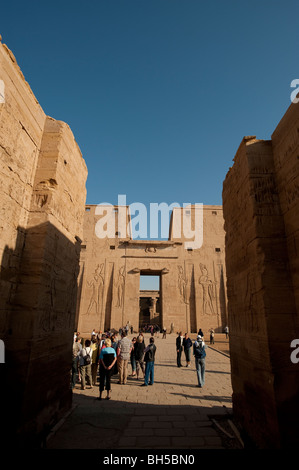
left=1, top=1, right=298, bottom=214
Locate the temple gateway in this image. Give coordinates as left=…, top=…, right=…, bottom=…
left=75, top=204, right=228, bottom=335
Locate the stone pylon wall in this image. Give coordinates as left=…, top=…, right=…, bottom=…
left=223, top=101, right=299, bottom=448
left=76, top=205, right=228, bottom=337
left=0, top=38, right=87, bottom=447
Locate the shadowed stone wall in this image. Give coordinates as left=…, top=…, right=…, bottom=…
left=223, top=101, right=299, bottom=448
left=0, top=38, right=87, bottom=447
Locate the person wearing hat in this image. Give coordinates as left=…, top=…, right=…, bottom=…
left=193, top=335, right=207, bottom=388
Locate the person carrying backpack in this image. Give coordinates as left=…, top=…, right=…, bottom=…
left=79, top=339, right=93, bottom=390
left=193, top=335, right=207, bottom=388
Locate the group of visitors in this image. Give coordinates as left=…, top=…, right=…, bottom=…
left=118, top=323, right=134, bottom=336
left=72, top=328, right=157, bottom=400
left=140, top=324, right=160, bottom=337
left=72, top=325, right=225, bottom=397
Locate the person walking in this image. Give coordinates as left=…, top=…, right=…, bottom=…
left=193, top=335, right=207, bottom=388
left=116, top=331, right=132, bottom=384
left=198, top=328, right=204, bottom=338
left=75, top=333, right=83, bottom=383
left=99, top=333, right=107, bottom=349
left=183, top=333, right=192, bottom=367
left=138, top=332, right=145, bottom=343
left=176, top=331, right=184, bottom=367
left=209, top=328, right=215, bottom=345
left=134, top=335, right=145, bottom=380
left=71, top=336, right=82, bottom=389
left=130, top=337, right=137, bottom=377
left=162, top=327, right=167, bottom=339
left=91, top=335, right=99, bottom=385
left=79, top=339, right=93, bottom=390
left=110, top=333, right=119, bottom=375
left=97, top=338, right=117, bottom=400
left=141, top=337, right=156, bottom=386
left=224, top=325, right=229, bottom=339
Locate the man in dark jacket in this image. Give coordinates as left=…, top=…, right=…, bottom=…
left=134, top=335, right=145, bottom=380
left=183, top=333, right=192, bottom=367
left=193, top=335, right=207, bottom=388
left=176, top=332, right=184, bottom=367
left=141, top=337, right=156, bottom=386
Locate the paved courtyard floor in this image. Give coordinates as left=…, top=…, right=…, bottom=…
left=47, top=333, right=244, bottom=450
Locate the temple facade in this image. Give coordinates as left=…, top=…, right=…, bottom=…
left=76, top=204, right=227, bottom=335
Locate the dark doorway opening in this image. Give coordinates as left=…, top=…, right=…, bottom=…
left=139, top=273, right=161, bottom=331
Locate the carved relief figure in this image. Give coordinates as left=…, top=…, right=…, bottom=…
left=199, top=263, right=216, bottom=315
left=245, top=270, right=261, bottom=334
left=39, top=235, right=63, bottom=332
left=40, top=264, right=61, bottom=333
left=86, top=263, right=104, bottom=315
left=115, top=265, right=125, bottom=308
left=66, top=266, right=80, bottom=327
left=178, top=265, right=190, bottom=304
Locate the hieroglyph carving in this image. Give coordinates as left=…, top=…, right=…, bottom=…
left=178, top=265, right=190, bottom=304
left=199, top=263, right=217, bottom=315
left=39, top=239, right=79, bottom=332
left=85, top=263, right=104, bottom=315
left=115, top=266, right=125, bottom=308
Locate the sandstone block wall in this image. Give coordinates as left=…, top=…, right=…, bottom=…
left=0, top=39, right=87, bottom=447
left=0, top=42, right=46, bottom=332
left=223, top=101, right=299, bottom=448
left=271, top=104, right=299, bottom=320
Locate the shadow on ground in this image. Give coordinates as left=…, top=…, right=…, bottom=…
left=46, top=390, right=250, bottom=450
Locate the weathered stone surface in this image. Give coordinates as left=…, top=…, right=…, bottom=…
left=223, top=103, right=299, bottom=448
left=0, top=38, right=87, bottom=447
left=271, top=104, right=299, bottom=323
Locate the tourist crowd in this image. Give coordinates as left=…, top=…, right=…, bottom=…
left=72, top=325, right=219, bottom=399
left=72, top=326, right=157, bottom=400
